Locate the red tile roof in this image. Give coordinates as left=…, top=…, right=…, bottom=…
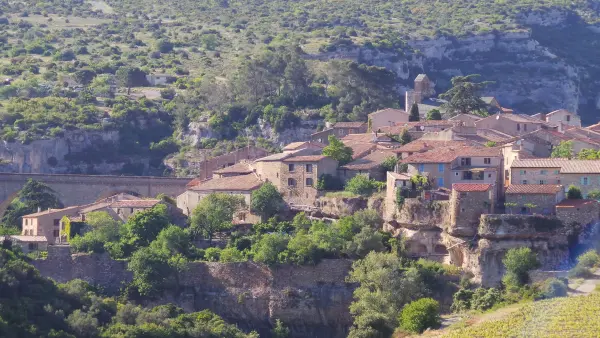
left=213, top=162, right=253, bottom=175
left=333, top=122, right=367, bottom=128
left=511, top=159, right=600, bottom=173
left=586, top=123, right=600, bottom=133
left=282, top=141, right=325, bottom=151
left=556, top=199, right=598, bottom=208
left=388, top=172, right=411, bottom=180
left=345, top=143, right=377, bottom=159
left=111, top=199, right=161, bottom=208
left=368, top=108, right=408, bottom=117
left=394, top=140, right=472, bottom=153
left=340, top=151, right=396, bottom=171
left=505, top=184, right=562, bottom=195
left=189, top=174, right=262, bottom=192
left=282, top=155, right=328, bottom=162
left=452, top=183, right=492, bottom=192
left=401, top=146, right=501, bottom=164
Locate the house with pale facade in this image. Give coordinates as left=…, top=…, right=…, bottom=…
left=21, top=206, right=81, bottom=244
left=510, top=158, right=600, bottom=197
left=368, top=108, right=409, bottom=131
left=310, top=122, right=368, bottom=144
left=400, top=146, right=503, bottom=197
left=475, top=113, right=557, bottom=137
left=532, top=109, right=581, bottom=131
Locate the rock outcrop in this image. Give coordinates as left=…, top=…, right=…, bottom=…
left=34, top=246, right=355, bottom=338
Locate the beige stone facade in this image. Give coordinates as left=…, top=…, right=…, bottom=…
left=22, top=206, right=81, bottom=244
left=504, top=185, right=564, bottom=215
left=449, top=184, right=495, bottom=237
left=475, top=114, right=548, bottom=137
left=368, top=108, right=409, bottom=131
left=279, top=156, right=338, bottom=206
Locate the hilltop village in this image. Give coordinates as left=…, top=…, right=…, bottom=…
left=7, top=74, right=600, bottom=286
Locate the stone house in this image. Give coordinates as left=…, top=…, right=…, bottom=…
left=145, top=73, right=176, bottom=86
left=377, top=120, right=454, bottom=135
left=504, top=184, right=564, bottom=215
left=532, top=109, right=581, bottom=131
left=475, top=113, right=556, bottom=137
left=176, top=174, right=263, bottom=222
left=21, top=206, right=81, bottom=244
left=401, top=146, right=502, bottom=197
left=282, top=141, right=325, bottom=153
left=338, top=150, right=396, bottom=182
left=367, top=108, right=409, bottom=131
left=405, top=74, right=436, bottom=113
left=1, top=235, right=48, bottom=253
left=448, top=114, right=483, bottom=127
left=510, top=158, right=600, bottom=197
left=384, top=172, right=412, bottom=219
left=392, top=140, right=472, bottom=159
left=212, top=162, right=253, bottom=178
left=449, top=183, right=495, bottom=237
left=421, top=125, right=513, bottom=145
left=182, top=146, right=270, bottom=181
left=555, top=199, right=600, bottom=228
left=310, top=122, right=368, bottom=144
left=279, top=155, right=338, bottom=206
left=110, top=199, right=162, bottom=221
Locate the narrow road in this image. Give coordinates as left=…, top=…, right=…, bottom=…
left=570, top=268, right=600, bottom=296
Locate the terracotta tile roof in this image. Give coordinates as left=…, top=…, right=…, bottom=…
left=189, top=174, right=262, bottom=192
left=585, top=123, right=600, bottom=133
left=401, top=146, right=501, bottom=164
left=340, top=151, right=396, bottom=171
left=476, top=129, right=513, bottom=142
left=341, top=133, right=395, bottom=145
left=1, top=235, right=48, bottom=242
left=79, top=202, right=111, bottom=214
left=563, top=127, right=600, bottom=144
left=23, top=206, right=81, bottom=218
left=333, top=122, right=366, bottom=128
left=345, top=143, right=377, bottom=159
left=500, top=113, right=545, bottom=123
left=111, top=199, right=160, bottom=208
left=186, top=178, right=202, bottom=188
left=254, top=152, right=294, bottom=162
left=505, top=184, right=562, bottom=195
left=368, top=108, right=408, bottom=117
left=282, top=155, right=328, bottom=162
left=511, top=159, right=600, bottom=173
left=282, top=141, right=325, bottom=151
left=546, top=109, right=577, bottom=117
left=394, top=140, right=472, bottom=153
left=556, top=199, right=598, bottom=208
left=213, top=162, right=253, bottom=175
left=452, top=183, right=492, bottom=192
left=448, top=114, right=483, bottom=121
left=398, top=120, right=454, bottom=128
left=389, top=172, right=412, bottom=180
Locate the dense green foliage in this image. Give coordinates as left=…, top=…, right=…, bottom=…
left=322, top=135, right=353, bottom=165
left=399, top=298, right=441, bottom=334
left=344, top=174, right=385, bottom=196
left=250, top=182, right=284, bottom=221
left=0, top=246, right=254, bottom=337
left=567, top=185, right=583, bottom=199
left=190, top=193, right=245, bottom=242
left=2, top=179, right=63, bottom=229
left=439, top=75, right=492, bottom=116
left=502, top=247, right=540, bottom=287
left=551, top=140, right=574, bottom=159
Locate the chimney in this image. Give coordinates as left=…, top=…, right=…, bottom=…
left=37, top=207, right=41, bottom=212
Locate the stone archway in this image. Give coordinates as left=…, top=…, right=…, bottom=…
left=95, top=189, right=142, bottom=202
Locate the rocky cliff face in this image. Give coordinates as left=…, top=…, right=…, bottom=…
left=34, top=247, right=354, bottom=338
left=318, top=13, right=600, bottom=124
left=0, top=131, right=139, bottom=175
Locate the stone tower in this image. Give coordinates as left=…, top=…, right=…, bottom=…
left=405, top=74, right=435, bottom=112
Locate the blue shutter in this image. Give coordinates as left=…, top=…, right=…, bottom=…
left=438, top=164, right=444, bottom=172
left=437, top=177, right=444, bottom=187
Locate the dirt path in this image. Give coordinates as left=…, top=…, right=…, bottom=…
left=569, top=268, right=600, bottom=296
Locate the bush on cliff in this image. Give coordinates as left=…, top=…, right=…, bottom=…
left=502, top=247, right=540, bottom=287
left=576, top=250, right=600, bottom=268
left=398, top=298, right=441, bottom=334
left=345, top=175, right=382, bottom=196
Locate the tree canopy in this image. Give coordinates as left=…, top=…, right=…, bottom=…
left=439, top=74, right=493, bottom=116
left=250, top=182, right=284, bottom=221
left=322, top=135, right=353, bottom=165
left=190, top=193, right=244, bottom=242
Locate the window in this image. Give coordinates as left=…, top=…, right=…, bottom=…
left=306, top=178, right=313, bottom=186
left=306, top=164, right=313, bottom=173
left=117, top=208, right=121, bottom=215
left=517, top=123, right=521, bottom=131
left=460, top=193, right=467, bottom=198
left=288, top=178, right=296, bottom=186
left=540, top=170, right=547, bottom=175
left=288, top=163, right=295, bottom=172
left=437, top=177, right=444, bottom=187
left=557, top=179, right=561, bottom=184
left=524, top=124, right=527, bottom=131
left=522, top=180, right=528, bottom=184
left=484, top=158, right=491, bottom=165
left=438, top=164, right=444, bottom=172
left=130, top=208, right=134, bottom=213
left=488, top=173, right=492, bottom=178
left=566, top=115, right=571, bottom=122
left=540, top=180, right=546, bottom=184
left=520, top=170, right=527, bottom=175
left=53, top=230, right=59, bottom=237
left=554, top=170, right=560, bottom=174
left=53, top=219, right=60, bottom=226
left=28, top=243, right=37, bottom=251
left=418, top=164, right=425, bottom=172
left=25, top=219, right=28, bottom=225
left=581, top=177, right=589, bottom=186
left=460, top=158, right=472, bottom=166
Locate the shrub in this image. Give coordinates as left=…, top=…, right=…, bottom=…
left=451, top=288, right=474, bottom=312
left=502, top=247, right=540, bottom=286
left=399, top=298, right=441, bottom=333
left=219, top=247, right=246, bottom=262
left=345, top=175, right=379, bottom=196
left=577, top=250, right=600, bottom=268
left=470, top=288, right=502, bottom=311
left=541, top=278, right=567, bottom=299
left=568, top=264, right=593, bottom=278
left=567, top=185, right=583, bottom=199
left=204, top=247, right=221, bottom=262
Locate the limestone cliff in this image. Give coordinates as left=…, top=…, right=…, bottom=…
left=34, top=247, right=354, bottom=338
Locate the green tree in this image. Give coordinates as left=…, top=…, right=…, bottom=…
left=381, top=156, right=398, bottom=172
left=251, top=182, right=284, bottom=221
left=586, top=189, right=600, bottom=200
left=345, top=175, right=379, bottom=196
left=128, top=246, right=186, bottom=296
left=577, top=148, right=600, bottom=160
left=190, top=193, right=244, bottom=242
left=347, top=252, right=426, bottom=338
left=116, top=66, right=134, bottom=95
left=485, top=141, right=497, bottom=147
left=551, top=140, right=574, bottom=159
left=399, top=128, right=412, bottom=145
left=2, top=179, right=62, bottom=228
left=426, top=109, right=442, bottom=120
left=502, top=247, right=540, bottom=286
left=155, top=39, right=174, bottom=53
left=399, top=298, right=441, bottom=334
left=439, top=74, right=493, bottom=116
left=124, top=204, right=170, bottom=247
left=149, top=225, right=195, bottom=257
left=409, top=103, right=420, bottom=121
left=73, top=69, right=96, bottom=86
left=252, top=233, right=289, bottom=265
left=70, top=211, right=121, bottom=254
left=271, top=319, right=290, bottom=338
left=567, top=185, right=583, bottom=199
left=322, top=135, right=353, bottom=165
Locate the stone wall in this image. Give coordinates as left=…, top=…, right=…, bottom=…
left=449, top=190, right=493, bottom=236
left=479, top=214, right=566, bottom=239
left=395, top=198, right=450, bottom=230
left=0, top=173, right=189, bottom=214
left=34, top=247, right=355, bottom=338
left=505, top=193, right=559, bottom=215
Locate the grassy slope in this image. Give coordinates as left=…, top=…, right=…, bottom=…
left=436, top=292, right=600, bottom=338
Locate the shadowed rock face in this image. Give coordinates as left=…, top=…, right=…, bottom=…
left=34, top=248, right=355, bottom=338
